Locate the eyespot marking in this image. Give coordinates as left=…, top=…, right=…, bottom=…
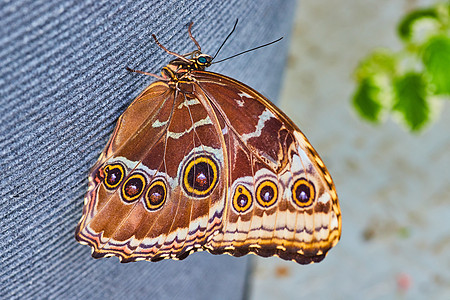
left=256, top=180, right=278, bottom=208
left=232, top=184, right=252, bottom=213
left=182, top=155, right=219, bottom=198
left=122, top=173, right=146, bottom=202
left=144, top=179, right=167, bottom=210
left=292, top=178, right=315, bottom=208
left=103, top=163, right=125, bottom=190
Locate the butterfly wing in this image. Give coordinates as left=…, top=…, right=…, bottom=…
left=191, top=71, right=341, bottom=264
left=76, top=69, right=341, bottom=264
left=75, top=81, right=228, bottom=262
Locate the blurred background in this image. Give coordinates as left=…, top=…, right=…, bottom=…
left=2, top=0, right=449, bottom=299
left=249, top=1, right=450, bottom=299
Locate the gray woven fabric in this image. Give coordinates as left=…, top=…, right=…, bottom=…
left=0, top=0, right=296, bottom=299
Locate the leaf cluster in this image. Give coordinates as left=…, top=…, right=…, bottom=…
left=352, top=2, right=450, bottom=132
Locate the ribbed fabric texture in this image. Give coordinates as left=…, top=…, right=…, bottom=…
left=0, top=1, right=296, bottom=299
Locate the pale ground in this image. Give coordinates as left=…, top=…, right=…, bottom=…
left=249, top=1, right=450, bottom=299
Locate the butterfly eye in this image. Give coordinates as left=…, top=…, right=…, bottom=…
left=182, top=155, right=219, bottom=198
left=198, top=56, right=207, bottom=64
left=232, top=185, right=253, bottom=213
left=103, top=164, right=125, bottom=190
left=256, top=180, right=278, bottom=208
left=292, top=178, right=315, bottom=208
left=121, top=173, right=146, bottom=203
left=144, top=180, right=167, bottom=211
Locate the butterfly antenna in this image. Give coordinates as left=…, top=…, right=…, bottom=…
left=188, top=21, right=202, bottom=51
left=212, top=37, right=283, bottom=64
left=151, top=34, right=192, bottom=64
left=125, top=67, right=167, bottom=80
left=212, top=19, right=239, bottom=60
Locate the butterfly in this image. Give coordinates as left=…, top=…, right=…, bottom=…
left=75, top=21, right=341, bottom=264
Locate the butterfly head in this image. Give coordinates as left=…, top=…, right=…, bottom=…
left=163, top=53, right=212, bottom=80
left=192, top=53, right=212, bottom=70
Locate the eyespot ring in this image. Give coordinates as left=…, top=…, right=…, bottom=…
left=232, top=184, right=253, bottom=213
left=182, top=155, right=219, bottom=198
left=256, top=180, right=278, bottom=208
left=292, top=178, right=315, bottom=208
left=144, top=179, right=167, bottom=211
left=121, top=173, right=146, bottom=203
left=103, top=163, right=125, bottom=190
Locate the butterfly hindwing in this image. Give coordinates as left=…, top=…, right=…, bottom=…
left=192, top=71, right=341, bottom=263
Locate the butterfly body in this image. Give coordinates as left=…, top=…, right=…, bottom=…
left=76, top=25, right=341, bottom=264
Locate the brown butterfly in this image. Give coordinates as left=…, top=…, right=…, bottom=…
left=75, top=21, right=341, bottom=264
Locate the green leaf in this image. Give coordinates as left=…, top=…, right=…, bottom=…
left=354, top=49, right=397, bottom=80
left=352, top=76, right=391, bottom=123
left=353, top=50, right=396, bottom=123
left=398, top=8, right=439, bottom=42
left=422, top=35, right=450, bottom=95
left=393, top=73, right=430, bottom=131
